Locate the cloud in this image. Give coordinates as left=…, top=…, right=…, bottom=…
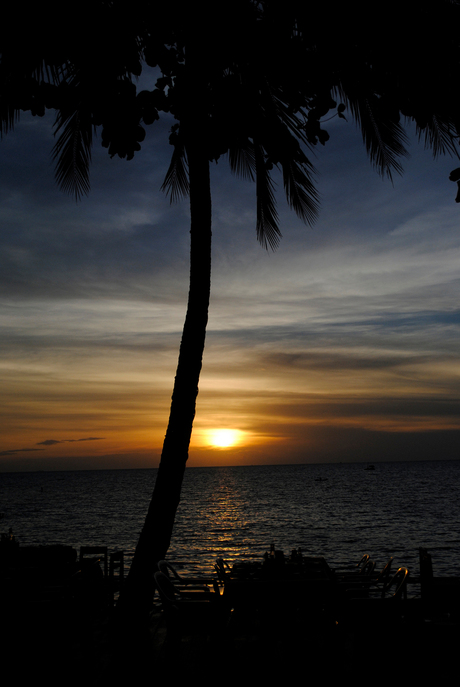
left=36, top=437, right=105, bottom=446
left=0, top=448, right=44, bottom=456
left=0, top=438, right=106, bottom=458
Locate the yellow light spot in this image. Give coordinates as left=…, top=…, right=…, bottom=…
left=208, top=429, right=241, bottom=448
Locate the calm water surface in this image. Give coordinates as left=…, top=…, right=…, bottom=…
left=1, top=461, right=459, bottom=577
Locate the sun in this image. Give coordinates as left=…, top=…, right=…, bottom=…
left=208, top=428, right=241, bottom=448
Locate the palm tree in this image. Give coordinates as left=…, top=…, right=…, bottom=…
left=2, top=1, right=460, bottom=622
left=117, top=4, right=329, bottom=617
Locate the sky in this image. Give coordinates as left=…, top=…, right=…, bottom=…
left=1, top=79, right=460, bottom=471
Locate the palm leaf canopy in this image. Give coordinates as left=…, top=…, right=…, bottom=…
left=2, top=0, right=460, bottom=242
left=152, top=0, right=460, bottom=246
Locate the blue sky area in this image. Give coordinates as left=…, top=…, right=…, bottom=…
left=1, top=85, right=460, bottom=470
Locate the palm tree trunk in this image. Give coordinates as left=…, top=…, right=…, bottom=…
left=117, top=135, right=212, bottom=621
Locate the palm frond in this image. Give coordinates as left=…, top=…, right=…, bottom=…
left=254, top=142, right=280, bottom=250
left=161, top=145, right=190, bottom=203
left=417, top=114, right=460, bottom=158
left=228, top=141, right=256, bottom=180
left=342, top=92, right=409, bottom=180
left=52, top=108, right=93, bottom=199
left=34, top=60, right=69, bottom=87
left=0, top=102, right=20, bottom=136
left=260, top=89, right=320, bottom=225
left=281, top=153, right=320, bottom=226
left=0, top=66, right=29, bottom=136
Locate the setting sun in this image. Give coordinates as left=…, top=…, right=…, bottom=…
left=207, top=429, right=241, bottom=448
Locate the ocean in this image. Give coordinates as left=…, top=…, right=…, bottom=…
left=1, top=460, right=459, bottom=578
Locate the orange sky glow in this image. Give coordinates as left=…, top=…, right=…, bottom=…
left=1, top=114, right=460, bottom=472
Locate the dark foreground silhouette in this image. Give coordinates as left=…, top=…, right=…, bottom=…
left=2, top=538, right=460, bottom=684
